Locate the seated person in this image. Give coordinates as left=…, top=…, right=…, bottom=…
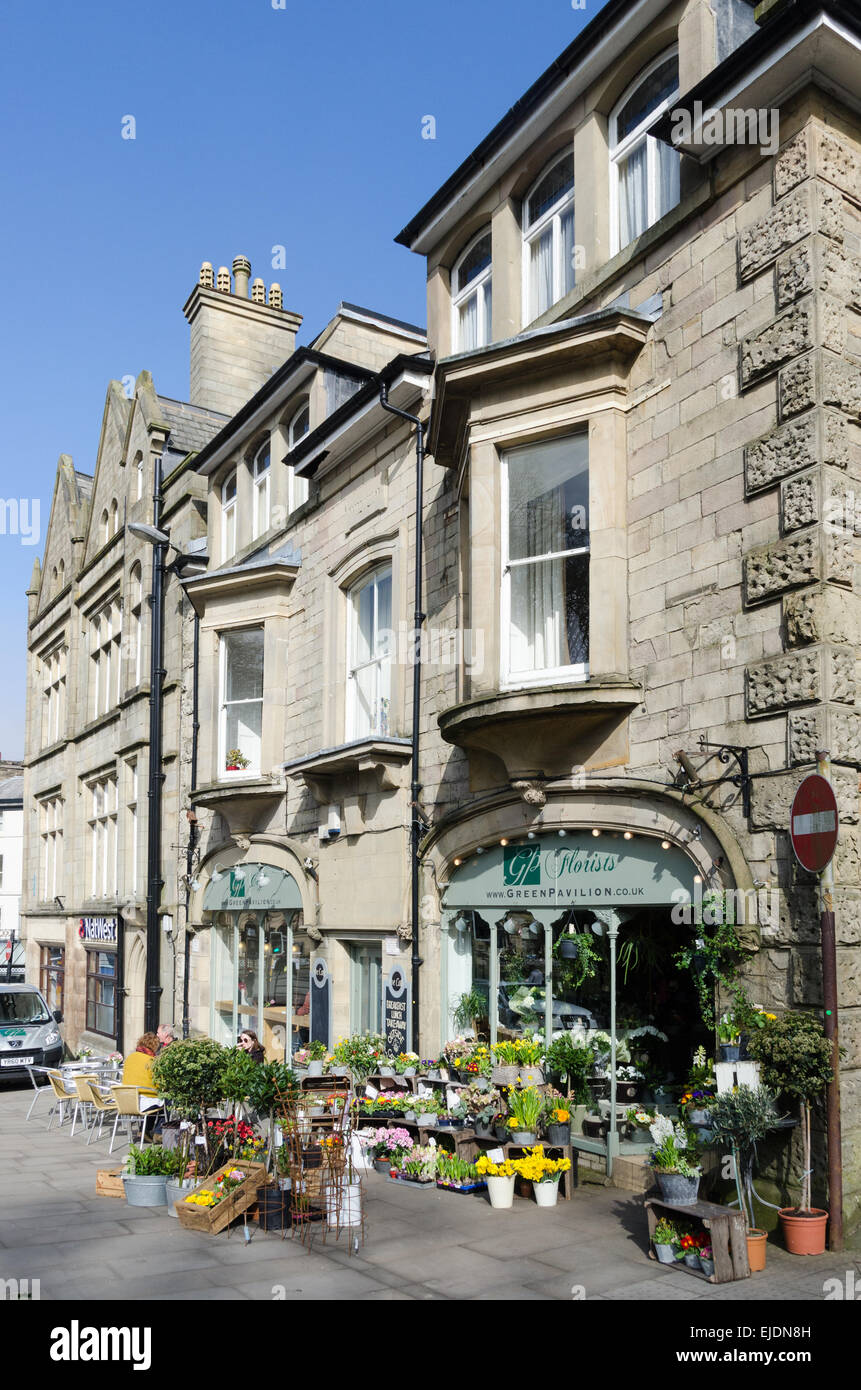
left=121, top=1032, right=159, bottom=1095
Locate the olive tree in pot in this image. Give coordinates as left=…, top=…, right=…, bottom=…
left=709, top=1084, right=780, bottom=1270
left=544, top=1032, right=595, bottom=1135
left=151, top=1036, right=232, bottom=1188
left=746, top=1012, right=834, bottom=1255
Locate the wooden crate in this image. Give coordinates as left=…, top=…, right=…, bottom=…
left=95, top=1167, right=125, bottom=1199
left=176, top=1162, right=267, bottom=1234
left=644, top=1197, right=750, bottom=1283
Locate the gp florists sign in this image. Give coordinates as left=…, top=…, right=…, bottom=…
left=203, top=864, right=302, bottom=913
left=441, top=833, right=698, bottom=915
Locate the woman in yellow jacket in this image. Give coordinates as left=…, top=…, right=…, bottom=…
left=121, top=1032, right=159, bottom=1095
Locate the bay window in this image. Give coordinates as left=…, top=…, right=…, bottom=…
left=610, top=50, right=680, bottom=252
left=452, top=229, right=492, bottom=352
left=220, top=627, right=264, bottom=777
left=346, top=564, right=392, bottom=739
left=501, top=432, right=589, bottom=685
left=523, top=152, right=575, bottom=322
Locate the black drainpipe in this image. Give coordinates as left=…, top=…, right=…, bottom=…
left=379, top=382, right=424, bottom=1056
left=181, top=606, right=200, bottom=1039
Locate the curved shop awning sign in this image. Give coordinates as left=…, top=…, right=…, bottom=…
left=441, top=834, right=698, bottom=912
left=203, top=863, right=302, bottom=913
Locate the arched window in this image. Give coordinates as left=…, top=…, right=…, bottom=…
left=523, top=152, right=575, bottom=322
left=51, top=566, right=58, bottom=596
left=452, top=229, right=492, bottom=351
left=135, top=452, right=145, bottom=501
left=252, top=441, right=271, bottom=539
left=222, top=469, right=237, bottom=561
left=288, top=402, right=310, bottom=512
left=110, top=499, right=119, bottom=536
left=346, top=563, right=393, bottom=740
left=129, top=562, right=143, bottom=686
left=58, top=559, right=65, bottom=590
left=610, top=49, right=680, bottom=252
left=100, top=510, right=109, bottom=545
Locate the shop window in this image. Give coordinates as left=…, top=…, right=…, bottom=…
left=610, top=50, right=680, bottom=253
left=222, top=468, right=237, bottom=562
left=523, top=152, right=575, bottom=322
left=211, top=912, right=306, bottom=1059
left=85, top=949, right=116, bottom=1037
left=452, top=229, right=492, bottom=351
left=252, top=441, right=271, bottom=539
left=219, top=627, right=264, bottom=777
left=350, top=941, right=382, bottom=1035
left=40, top=944, right=65, bottom=1014
left=87, top=773, right=118, bottom=899
left=501, top=431, right=589, bottom=685
left=39, top=796, right=63, bottom=901
left=346, top=564, right=392, bottom=739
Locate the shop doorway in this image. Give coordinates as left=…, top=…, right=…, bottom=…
left=350, top=942, right=383, bottom=1035
left=211, top=910, right=309, bottom=1060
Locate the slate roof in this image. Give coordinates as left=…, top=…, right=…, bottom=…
left=157, top=397, right=230, bottom=460
left=0, top=777, right=23, bottom=804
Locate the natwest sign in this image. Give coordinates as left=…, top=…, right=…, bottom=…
left=78, top=916, right=118, bottom=945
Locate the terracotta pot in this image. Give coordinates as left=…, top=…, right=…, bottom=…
left=746, top=1228, right=768, bottom=1271
left=779, top=1207, right=828, bottom=1256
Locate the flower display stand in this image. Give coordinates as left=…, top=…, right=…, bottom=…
left=473, top=1137, right=578, bottom=1201
left=644, top=1197, right=750, bottom=1284
left=176, top=1162, right=267, bottom=1234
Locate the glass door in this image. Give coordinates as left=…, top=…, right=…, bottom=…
left=350, top=942, right=382, bottom=1035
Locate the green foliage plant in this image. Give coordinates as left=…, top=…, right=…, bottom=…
left=745, top=1013, right=834, bottom=1213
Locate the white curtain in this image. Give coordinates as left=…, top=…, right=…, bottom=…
left=458, top=292, right=478, bottom=351
left=510, top=492, right=564, bottom=673
left=561, top=207, right=576, bottom=295
left=530, top=228, right=554, bottom=316
left=618, top=141, right=647, bottom=246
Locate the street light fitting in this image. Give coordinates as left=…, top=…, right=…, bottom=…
left=128, top=521, right=171, bottom=546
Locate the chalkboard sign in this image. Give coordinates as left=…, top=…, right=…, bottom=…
left=384, top=966, right=410, bottom=1056
left=310, top=957, right=330, bottom=1050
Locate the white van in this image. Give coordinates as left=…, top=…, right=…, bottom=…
left=0, top=983, right=64, bottom=1079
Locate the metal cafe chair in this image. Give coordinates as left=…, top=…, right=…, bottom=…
left=69, top=1073, right=103, bottom=1138
left=75, top=1077, right=119, bottom=1145
left=24, top=1065, right=54, bottom=1122
left=108, top=1085, right=164, bottom=1154
left=45, top=1069, right=79, bottom=1130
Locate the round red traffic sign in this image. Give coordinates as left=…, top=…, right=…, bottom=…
left=790, top=774, right=838, bottom=872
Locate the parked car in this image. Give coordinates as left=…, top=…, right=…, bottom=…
left=0, top=984, right=64, bottom=1080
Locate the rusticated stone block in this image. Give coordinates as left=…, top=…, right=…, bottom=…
left=745, top=415, right=818, bottom=492
left=740, top=304, right=813, bottom=386
left=793, top=948, right=861, bottom=1010
left=786, top=588, right=861, bottom=650
left=738, top=183, right=843, bottom=281
left=746, top=649, right=820, bottom=714
left=744, top=531, right=818, bottom=603
left=820, top=297, right=846, bottom=354
left=774, top=130, right=810, bottom=200
left=829, top=647, right=856, bottom=703
left=779, top=354, right=816, bottom=418
left=789, top=705, right=861, bottom=767
left=816, top=130, right=861, bottom=203
left=774, top=235, right=852, bottom=310
left=822, top=354, right=861, bottom=418
left=780, top=471, right=818, bottom=531
left=825, top=527, right=855, bottom=585
left=750, top=763, right=859, bottom=830
left=776, top=243, right=813, bottom=306
left=825, top=409, right=851, bottom=468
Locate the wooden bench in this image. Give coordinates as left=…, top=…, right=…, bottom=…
left=644, top=1196, right=750, bottom=1283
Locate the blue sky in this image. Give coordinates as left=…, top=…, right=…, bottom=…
left=0, top=0, right=600, bottom=755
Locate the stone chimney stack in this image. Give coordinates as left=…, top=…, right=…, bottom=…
left=183, top=255, right=303, bottom=416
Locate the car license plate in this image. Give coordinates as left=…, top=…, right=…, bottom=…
left=1, top=1056, right=34, bottom=1066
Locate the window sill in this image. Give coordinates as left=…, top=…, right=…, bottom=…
left=438, top=678, right=643, bottom=781
left=283, top=737, right=413, bottom=811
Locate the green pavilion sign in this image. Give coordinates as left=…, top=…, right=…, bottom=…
left=203, top=864, right=302, bottom=913
left=441, top=833, right=698, bottom=914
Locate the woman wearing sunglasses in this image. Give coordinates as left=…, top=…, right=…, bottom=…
left=237, top=1029, right=266, bottom=1063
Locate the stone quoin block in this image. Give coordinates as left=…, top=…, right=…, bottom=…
left=774, top=130, right=811, bottom=200
left=746, top=644, right=856, bottom=716
left=743, top=530, right=819, bottom=603
left=745, top=409, right=849, bottom=493
left=816, top=129, right=861, bottom=202
left=789, top=704, right=861, bottom=767
left=784, top=585, right=861, bottom=649
left=775, top=237, right=853, bottom=309
left=738, top=182, right=844, bottom=282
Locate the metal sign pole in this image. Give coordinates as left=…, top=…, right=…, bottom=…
left=815, top=749, right=843, bottom=1252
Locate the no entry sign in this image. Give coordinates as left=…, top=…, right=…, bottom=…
left=790, top=774, right=839, bottom=872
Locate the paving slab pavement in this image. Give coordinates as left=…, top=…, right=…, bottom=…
left=1, top=1083, right=858, bottom=1303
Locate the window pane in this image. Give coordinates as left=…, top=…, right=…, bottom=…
left=527, top=153, right=574, bottom=226
left=561, top=207, right=576, bottom=297
left=483, top=279, right=492, bottom=339
left=509, top=552, right=589, bottom=673
left=458, top=292, right=478, bottom=352
left=225, top=630, right=264, bottom=702
left=226, top=701, right=263, bottom=766
left=456, top=233, right=492, bottom=291
left=507, top=435, right=589, bottom=562
left=375, top=571, right=392, bottom=651
left=618, top=141, right=648, bottom=247
left=290, top=404, right=310, bottom=445
left=529, top=228, right=554, bottom=317
left=616, top=55, right=679, bottom=140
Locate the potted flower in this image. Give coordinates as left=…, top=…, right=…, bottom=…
left=513, top=1145, right=571, bottom=1208
left=490, top=1040, right=521, bottom=1087
left=746, top=1012, right=834, bottom=1255
left=453, top=1084, right=502, bottom=1138
left=475, top=1154, right=517, bottom=1208
left=369, top=1126, right=414, bottom=1174
left=717, top=1012, right=741, bottom=1062
left=544, top=1092, right=572, bottom=1145
left=303, top=1039, right=328, bottom=1077
left=626, top=1106, right=655, bottom=1144
left=545, top=1032, right=595, bottom=1132
left=505, top=1085, right=544, bottom=1145
left=123, top=1143, right=182, bottom=1207
left=679, top=1230, right=702, bottom=1269
left=331, top=1031, right=387, bottom=1083
left=393, top=1051, right=420, bottom=1078
left=652, top=1216, right=679, bottom=1264
left=709, top=1083, right=780, bottom=1271
left=225, top=748, right=250, bottom=773
left=415, top=1092, right=443, bottom=1127
left=648, top=1115, right=702, bottom=1205
left=698, top=1242, right=715, bottom=1278
left=397, top=1145, right=439, bottom=1184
